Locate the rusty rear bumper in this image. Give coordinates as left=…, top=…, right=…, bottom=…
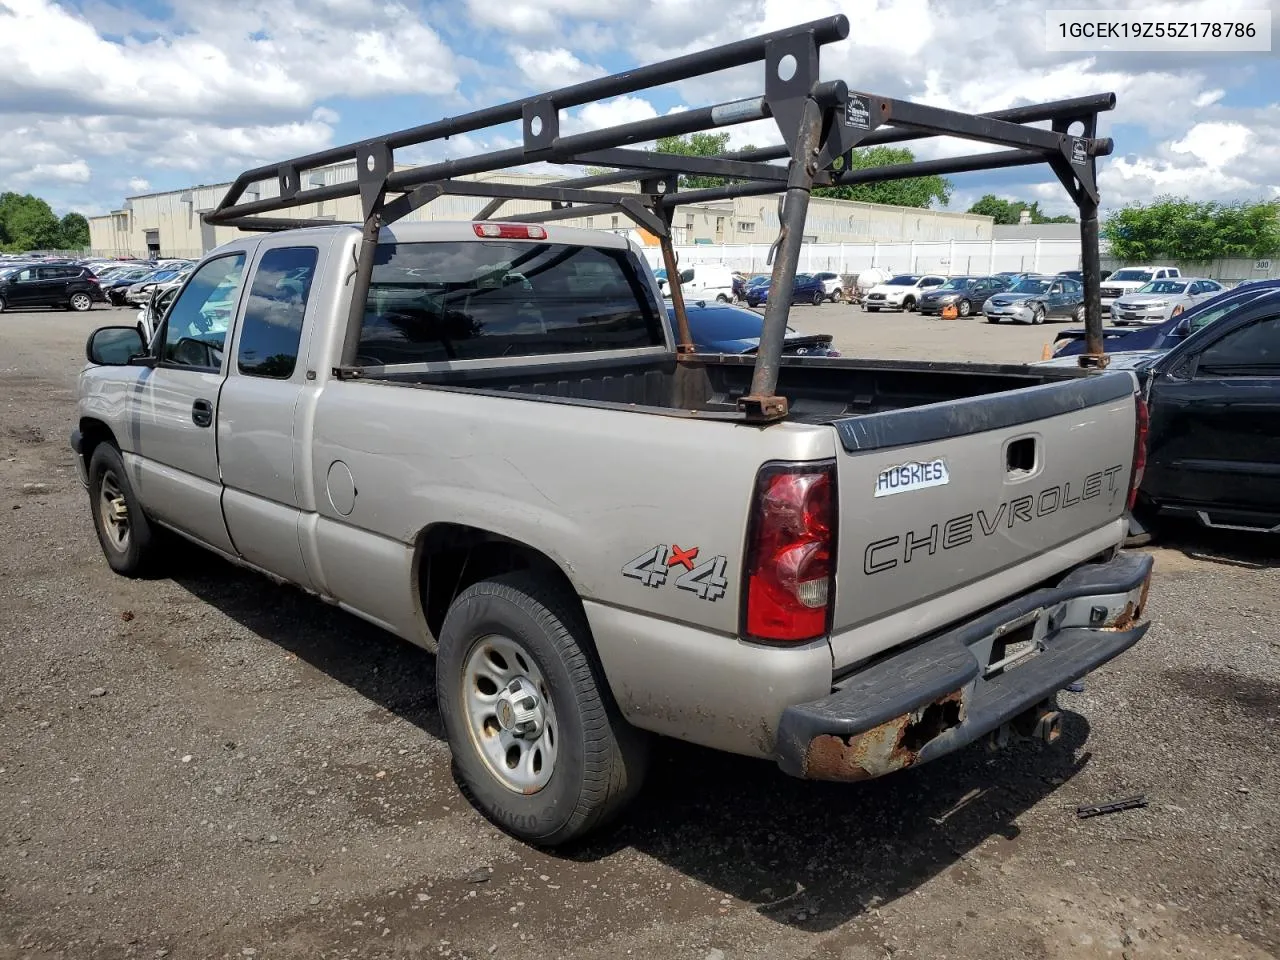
left=775, top=550, right=1154, bottom=781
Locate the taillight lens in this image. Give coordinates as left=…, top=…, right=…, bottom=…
left=1128, top=393, right=1149, bottom=511
left=472, top=222, right=547, bottom=240
left=742, top=462, right=837, bottom=643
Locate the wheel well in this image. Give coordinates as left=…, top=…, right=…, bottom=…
left=78, top=418, right=118, bottom=468
left=416, top=524, right=583, bottom=639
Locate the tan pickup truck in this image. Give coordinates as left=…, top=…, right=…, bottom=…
left=71, top=16, right=1150, bottom=845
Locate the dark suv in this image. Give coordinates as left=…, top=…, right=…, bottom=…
left=0, top=264, right=104, bottom=312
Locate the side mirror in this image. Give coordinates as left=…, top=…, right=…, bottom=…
left=1173, top=318, right=1191, bottom=338
left=86, top=326, right=146, bottom=366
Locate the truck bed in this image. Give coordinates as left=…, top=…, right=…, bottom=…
left=366, top=351, right=1101, bottom=423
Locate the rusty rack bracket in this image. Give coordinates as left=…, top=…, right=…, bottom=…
left=203, top=14, right=1118, bottom=403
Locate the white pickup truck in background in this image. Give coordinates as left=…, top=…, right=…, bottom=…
left=1100, top=266, right=1180, bottom=308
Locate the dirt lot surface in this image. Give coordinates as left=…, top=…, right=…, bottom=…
left=3, top=306, right=1278, bottom=960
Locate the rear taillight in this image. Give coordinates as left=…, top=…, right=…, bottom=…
left=472, top=222, right=547, bottom=240
left=1128, top=393, right=1149, bottom=511
left=742, top=462, right=837, bottom=643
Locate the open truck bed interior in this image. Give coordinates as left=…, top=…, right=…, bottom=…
left=203, top=14, right=1121, bottom=421
left=365, top=350, right=1100, bottom=426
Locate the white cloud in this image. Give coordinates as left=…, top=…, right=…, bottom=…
left=466, top=0, right=622, bottom=35
left=510, top=47, right=605, bottom=89
left=10, top=159, right=92, bottom=185
left=0, top=0, right=460, bottom=119
left=127, top=177, right=151, bottom=192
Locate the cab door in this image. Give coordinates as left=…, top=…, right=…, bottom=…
left=128, top=252, right=249, bottom=553
left=216, top=243, right=325, bottom=588
left=6, top=267, right=40, bottom=306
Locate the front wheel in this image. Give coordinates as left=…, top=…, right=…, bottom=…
left=959, top=299, right=972, bottom=317
left=986, top=316, right=999, bottom=324
left=1074, top=304, right=1086, bottom=323
left=70, top=292, right=93, bottom=312
left=0, top=295, right=6, bottom=312
left=88, top=444, right=158, bottom=576
left=437, top=572, right=649, bottom=846
left=1031, top=304, right=1046, bottom=325
left=903, top=297, right=916, bottom=312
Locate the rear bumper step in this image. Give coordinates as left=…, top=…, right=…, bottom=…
left=775, top=550, right=1153, bottom=780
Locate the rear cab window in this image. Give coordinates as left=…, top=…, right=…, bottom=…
left=236, top=246, right=318, bottom=379
left=357, top=240, right=664, bottom=365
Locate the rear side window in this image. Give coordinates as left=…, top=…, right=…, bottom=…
left=358, top=241, right=663, bottom=365
left=1197, top=316, right=1280, bottom=376
left=237, top=246, right=318, bottom=379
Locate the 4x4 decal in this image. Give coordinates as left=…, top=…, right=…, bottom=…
left=622, top=543, right=728, bottom=602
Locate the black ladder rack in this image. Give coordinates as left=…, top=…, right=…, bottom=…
left=204, top=15, right=1117, bottom=419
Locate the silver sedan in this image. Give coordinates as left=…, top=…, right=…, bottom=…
left=1110, top=277, right=1224, bottom=325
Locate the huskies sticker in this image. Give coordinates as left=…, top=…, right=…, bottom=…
left=622, top=543, right=729, bottom=602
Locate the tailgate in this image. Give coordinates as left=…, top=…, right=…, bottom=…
left=828, top=372, right=1137, bottom=668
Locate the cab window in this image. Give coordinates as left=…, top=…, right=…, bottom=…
left=237, top=247, right=318, bottom=379
left=161, top=254, right=246, bottom=370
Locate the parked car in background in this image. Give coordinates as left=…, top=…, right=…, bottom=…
left=657, top=264, right=736, bottom=302
left=1111, top=278, right=1224, bottom=325
left=1049, top=279, right=1280, bottom=358
left=811, top=271, right=845, bottom=302
left=103, top=266, right=156, bottom=304
left=0, top=264, right=103, bottom=312
left=1132, top=288, right=1280, bottom=540
left=917, top=275, right=1007, bottom=317
left=745, top=272, right=827, bottom=307
left=666, top=301, right=840, bottom=356
left=862, top=274, right=946, bottom=312
left=1100, top=266, right=1180, bottom=308
left=1056, top=270, right=1083, bottom=282
left=125, top=266, right=191, bottom=305
left=984, top=275, right=1084, bottom=324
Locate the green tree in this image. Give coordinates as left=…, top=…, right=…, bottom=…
left=0, top=192, right=63, bottom=252
left=967, top=194, right=1075, bottom=224
left=816, top=146, right=952, bottom=209
left=1104, top=196, right=1280, bottom=261
left=58, top=212, right=90, bottom=250
left=652, top=132, right=744, bottom=189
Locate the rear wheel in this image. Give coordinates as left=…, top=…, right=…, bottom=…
left=70, top=292, right=93, bottom=312
left=437, top=572, right=649, bottom=846
left=1074, top=304, right=1086, bottom=323
left=715, top=293, right=729, bottom=303
left=0, top=295, right=6, bottom=312
left=812, top=290, right=822, bottom=306
left=88, top=444, right=158, bottom=576
left=830, top=288, right=843, bottom=303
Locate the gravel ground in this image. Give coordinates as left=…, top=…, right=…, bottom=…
left=2, top=305, right=1278, bottom=960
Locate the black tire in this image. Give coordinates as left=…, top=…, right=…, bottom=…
left=812, top=290, right=822, bottom=306
left=70, top=292, right=93, bottom=312
left=88, top=443, right=157, bottom=576
left=987, top=316, right=999, bottom=323
left=903, top=296, right=916, bottom=312
left=0, top=295, right=6, bottom=312
left=715, top=294, right=729, bottom=303
left=959, top=299, right=972, bottom=317
left=1074, top=304, right=1086, bottom=323
left=1031, top=304, right=1046, bottom=325
left=436, top=572, right=649, bottom=847
left=830, top=288, right=843, bottom=303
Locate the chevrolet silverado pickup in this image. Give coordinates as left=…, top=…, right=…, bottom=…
left=70, top=16, right=1148, bottom=845
left=75, top=220, right=1151, bottom=843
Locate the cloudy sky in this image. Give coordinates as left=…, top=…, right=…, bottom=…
left=1, top=0, right=1277, bottom=221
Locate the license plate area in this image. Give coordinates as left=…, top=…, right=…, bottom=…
left=984, top=608, right=1046, bottom=679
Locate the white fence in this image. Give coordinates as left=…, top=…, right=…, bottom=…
left=642, top=239, right=1084, bottom=277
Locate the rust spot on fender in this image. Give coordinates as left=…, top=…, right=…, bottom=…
left=802, top=690, right=965, bottom=781
left=1104, top=574, right=1151, bottom=632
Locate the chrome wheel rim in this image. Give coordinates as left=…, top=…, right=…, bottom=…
left=98, top=470, right=130, bottom=552
left=461, top=635, right=557, bottom=794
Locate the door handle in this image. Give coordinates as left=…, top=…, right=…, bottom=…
left=191, top=398, right=213, bottom=428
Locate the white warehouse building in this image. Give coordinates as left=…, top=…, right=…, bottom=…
left=88, top=162, right=993, bottom=261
